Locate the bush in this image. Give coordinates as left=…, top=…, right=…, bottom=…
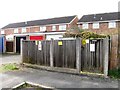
left=108, top=68, right=120, bottom=79
left=64, top=31, right=108, bottom=39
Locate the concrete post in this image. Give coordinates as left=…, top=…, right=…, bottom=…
left=76, top=38, right=81, bottom=73
left=103, top=37, right=109, bottom=77
left=20, top=39, right=23, bottom=57
left=50, top=39, right=54, bottom=67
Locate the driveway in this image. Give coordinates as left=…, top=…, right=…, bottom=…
left=0, top=67, right=119, bottom=89
left=0, top=54, right=22, bottom=65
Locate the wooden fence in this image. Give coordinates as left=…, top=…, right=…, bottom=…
left=22, top=38, right=109, bottom=76
left=82, top=39, right=105, bottom=73
left=22, top=39, right=78, bottom=68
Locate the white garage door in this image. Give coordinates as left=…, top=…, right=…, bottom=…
left=46, top=35, right=63, bottom=40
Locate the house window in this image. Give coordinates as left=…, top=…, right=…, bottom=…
left=22, top=27, right=26, bottom=33
left=93, top=22, right=99, bottom=29
left=14, top=28, right=18, bottom=33
left=40, top=26, right=46, bottom=31
left=59, top=25, right=66, bottom=30
left=52, top=26, right=56, bottom=31
left=82, top=23, right=88, bottom=29
left=1, top=30, right=4, bottom=34
left=108, top=21, right=116, bottom=28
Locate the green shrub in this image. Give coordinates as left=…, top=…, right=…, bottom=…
left=108, top=68, right=120, bottom=79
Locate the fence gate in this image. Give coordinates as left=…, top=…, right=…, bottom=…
left=81, top=39, right=108, bottom=74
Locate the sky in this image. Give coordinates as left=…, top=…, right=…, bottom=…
left=0, top=0, right=119, bottom=28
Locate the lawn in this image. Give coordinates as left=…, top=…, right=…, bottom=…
left=0, top=63, right=19, bottom=73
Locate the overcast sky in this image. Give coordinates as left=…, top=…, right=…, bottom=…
left=0, top=0, right=119, bottom=28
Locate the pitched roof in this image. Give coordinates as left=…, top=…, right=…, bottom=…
left=78, top=12, right=120, bottom=23
left=2, top=15, right=77, bottom=29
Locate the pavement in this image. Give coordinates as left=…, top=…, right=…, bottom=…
left=0, top=67, right=119, bottom=89
left=0, top=54, right=22, bottom=65
left=0, top=54, right=119, bottom=89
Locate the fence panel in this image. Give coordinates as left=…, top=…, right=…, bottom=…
left=23, top=40, right=50, bottom=66
left=53, top=40, right=76, bottom=69
left=81, top=39, right=104, bottom=73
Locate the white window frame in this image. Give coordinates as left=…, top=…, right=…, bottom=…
left=22, top=27, right=26, bottom=33
left=93, top=22, right=99, bottom=29
left=1, top=30, right=4, bottom=34
left=14, top=28, right=18, bottom=33
left=82, top=23, right=88, bottom=29
left=40, top=26, right=46, bottom=31
left=52, top=26, right=56, bottom=31
left=59, top=25, right=66, bottom=30
left=108, top=21, right=116, bottom=28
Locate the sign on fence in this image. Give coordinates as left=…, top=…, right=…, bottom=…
left=35, top=41, right=38, bottom=45
left=58, top=41, right=63, bottom=46
left=38, top=41, right=42, bottom=50
left=86, top=39, right=89, bottom=43
left=90, top=44, right=95, bottom=52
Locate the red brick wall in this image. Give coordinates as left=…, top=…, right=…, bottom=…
left=78, top=22, right=118, bottom=34
left=18, top=28, right=22, bottom=34
left=30, top=26, right=40, bottom=32
left=69, top=16, right=78, bottom=28
left=26, top=27, right=30, bottom=33
left=78, top=21, right=119, bottom=69
left=56, top=25, right=59, bottom=31
left=5, top=29, right=14, bottom=35
left=46, top=26, right=52, bottom=32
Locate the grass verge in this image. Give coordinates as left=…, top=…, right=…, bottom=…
left=0, top=63, right=19, bottom=73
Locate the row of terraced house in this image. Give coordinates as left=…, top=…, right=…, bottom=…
left=0, top=12, right=119, bottom=69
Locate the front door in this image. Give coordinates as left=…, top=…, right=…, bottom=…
left=16, top=36, right=26, bottom=53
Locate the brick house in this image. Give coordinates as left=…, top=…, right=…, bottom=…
left=1, top=15, right=78, bottom=53
left=78, top=12, right=119, bottom=69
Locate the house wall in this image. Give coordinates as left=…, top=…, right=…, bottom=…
left=69, top=17, right=78, bottom=28
left=30, top=26, right=40, bottom=32
left=1, top=17, right=78, bottom=53
left=78, top=22, right=119, bottom=69
left=5, top=29, right=14, bottom=35
left=46, top=26, right=52, bottom=32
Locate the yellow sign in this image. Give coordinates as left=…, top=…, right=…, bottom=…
left=58, top=41, right=63, bottom=46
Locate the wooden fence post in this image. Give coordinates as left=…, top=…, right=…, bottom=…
left=50, top=39, right=54, bottom=67
left=76, top=38, right=81, bottom=73
left=103, top=37, right=109, bottom=77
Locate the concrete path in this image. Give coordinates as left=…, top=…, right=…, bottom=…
left=0, top=68, right=119, bottom=89
left=0, top=54, right=22, bottom=65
